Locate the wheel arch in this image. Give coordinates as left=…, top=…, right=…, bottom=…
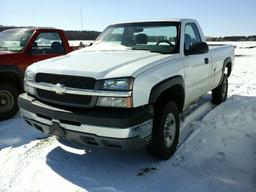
left=217, top=57, right=232, bottom=87
left=148, top=76, right=185, bottom=113
left=223, top=57, right=232, bottom=77
left=0, top=65, right=24, bottom=92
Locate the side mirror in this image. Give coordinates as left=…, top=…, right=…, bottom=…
left=185, top=42, right=209, bottom=56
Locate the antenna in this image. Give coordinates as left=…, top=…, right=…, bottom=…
left=80, top=6, right=84, bottom=31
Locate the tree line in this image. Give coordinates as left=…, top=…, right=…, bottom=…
left=207, top=36, right=256, bottom=41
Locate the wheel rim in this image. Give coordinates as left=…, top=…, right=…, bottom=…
left=164, top=113, right=176, bottom=148
left=222, top=78, right=227, bottom=99
left=0, top=90, right=14, bottom=113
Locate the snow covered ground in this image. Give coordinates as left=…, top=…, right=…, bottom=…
left=0, top=44, right=256, bottom=192
left=208, top=41, right=256, bottom=49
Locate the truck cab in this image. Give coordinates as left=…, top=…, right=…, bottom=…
left=0, top=28, right=73, bottom=120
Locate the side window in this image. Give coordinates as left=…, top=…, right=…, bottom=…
left=184, top=23, right=202, bottom=51
left=30, top=32, right=65, bottom=55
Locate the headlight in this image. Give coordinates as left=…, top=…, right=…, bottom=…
left=100, top=77, right=133, bottom=91
left=24, top=80, right=36, bottom=95
left=97, top=77, right=134, bottom=108
left=24, top=69, right=35, bottom=81
left=97, top=97, right=133, bottom=108
left=24, top=69, right=35, bottom=95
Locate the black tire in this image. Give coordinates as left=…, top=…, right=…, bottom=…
left=212, top=74, right=228, bottom=105
left=147, top=101, right=180, bottom=160
left=0, top=83, right=19, bottom=121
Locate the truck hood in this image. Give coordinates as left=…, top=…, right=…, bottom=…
left=29, top=47, right=175, bottom=79
left=0, top=51, right=17, bottom=55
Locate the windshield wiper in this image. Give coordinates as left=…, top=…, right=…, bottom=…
left=131, top=47, right=158, bottom=53
left=131, top=47, right=149, bottom=51
left=131, top=47, right=164, bottom=54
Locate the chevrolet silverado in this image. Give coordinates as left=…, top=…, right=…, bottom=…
left=18, top=19, right=234, bottom=159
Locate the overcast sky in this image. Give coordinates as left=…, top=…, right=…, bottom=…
left=1, top=0, right=255, bottom=36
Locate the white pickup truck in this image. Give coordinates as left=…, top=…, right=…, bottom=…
left=18, top=19, right=234, bottom=159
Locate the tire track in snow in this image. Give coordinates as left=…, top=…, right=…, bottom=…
left=178, top=95, right=215, bottom=149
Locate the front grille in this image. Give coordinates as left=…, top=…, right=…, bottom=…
left=37, top=89, right=92, bottom=107
left=35, top=73, right=96, bottom=108
left=35, top=73, right=96, bottom=89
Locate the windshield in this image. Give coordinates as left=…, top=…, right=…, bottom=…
left=95, top=22, right=180, bottom=54
left=0, top=29, right=34, bottom=52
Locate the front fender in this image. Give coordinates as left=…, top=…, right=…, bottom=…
left=148, top=76, right=185, bottom=103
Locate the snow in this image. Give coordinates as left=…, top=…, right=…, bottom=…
left=0, top=43, right=256, bottom=192
left=208, top=41, right=256, bottom=49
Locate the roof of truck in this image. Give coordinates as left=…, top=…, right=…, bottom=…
left=1, top=27, right=63, bottom=33
left=111, top=18, right=196, bottom=25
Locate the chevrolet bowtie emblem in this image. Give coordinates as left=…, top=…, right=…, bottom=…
left=54, top=83, right=66, bottom=95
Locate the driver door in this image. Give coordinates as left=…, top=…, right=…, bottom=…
left=183, top=23, right=211, bottom=105
left=28, top=32, right=66, bottom=64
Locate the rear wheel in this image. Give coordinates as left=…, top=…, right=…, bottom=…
left=147, top=101, right=180, bottom=160
left=212, top=74, right=228, bottom=105
left=0, top=83, right=19, bottom=121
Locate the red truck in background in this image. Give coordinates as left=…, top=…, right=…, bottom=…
left=0, top=28, right=76, bottom=120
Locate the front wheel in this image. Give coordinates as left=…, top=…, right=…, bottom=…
left=0, top=83, right=19, bottom=121
left=212, top=74, right=228, bottom=105
left=147, top=101, right=180, bottom=160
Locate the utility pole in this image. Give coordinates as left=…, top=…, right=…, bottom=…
left=80, top=6, right=84, bottom=31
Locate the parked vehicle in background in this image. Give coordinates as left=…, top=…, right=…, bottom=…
left=19, top=19, right=235, bottom=159
left=0, top=28, right=75, bottom=120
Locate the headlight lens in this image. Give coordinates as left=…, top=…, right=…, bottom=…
left=97, top=97, right=133, bottom=108
left=24, top=80, right=36, bottom=95
left=97, top=77, right=134, bottom=108
left=101, top=78, right=133, bottom=91
left=24, top=69, right=35, bottom=95
left=24, top=69, right=35, bottom=81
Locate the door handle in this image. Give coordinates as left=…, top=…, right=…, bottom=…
left=204, top=58, right=209, bottom=64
